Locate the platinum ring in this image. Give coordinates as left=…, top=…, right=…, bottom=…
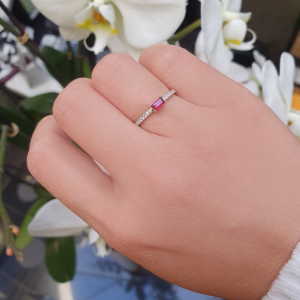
left=135, top=89, right=176, bottom=126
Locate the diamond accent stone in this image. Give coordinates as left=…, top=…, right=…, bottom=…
left=135, top=108, right=154, bottom=126
left=162, top=89, right=175, bottom=102
left=135, top=89, right=175, bottom=126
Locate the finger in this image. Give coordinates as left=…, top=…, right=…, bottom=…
left=53, top=78, right=150, bottom=178
left=139, top=44, right=253, bottom=108
left=27, top=115, right=115, bottom=226
left=91, top=52, right=196, bottom=135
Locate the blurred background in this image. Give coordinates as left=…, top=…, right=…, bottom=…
left=0, top=0, right=300, bottom=299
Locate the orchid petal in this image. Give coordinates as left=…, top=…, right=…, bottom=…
left=264, top=97, right=288, bottom=125
left=59, top=27, right=90, bottom=41
left=227, top=62, right=250, bottom=83
left=222, top=11, right=240, bottom=22
left=227, top=0, right=242, bottom=12
left=201, top=0, right=230, bottom=74
left=88, top=228, right=100, bottom=245
left=117, top=34, right=143, bottom=61
left=28, top=199, right=88, bottom=237
left=122, top=43, right=143, bottom=61
left=195, top=31, right=208, bottom=64
left=83, top=23, right=112, bottom=54
left=31, top=0, right=89, bottom=29
left=227, top=42, right=254, bottom=51
left=237, top=12, right=252, bottom=22
left=221, top=0, right=230, bottom=10
left=289, top=120, right=300, bottom=138
left=75, top=3, right=93, bottom=25
left=227, top=49, right=234, bottom=61
left=223, top=19, right=247, bottom=43
left=108, top=17, right=143, bottom=61
left=279, top=52, right=295, bottom=110
left=113, top=0, right=186, bottom=49
left=262, top=61, right=288, bottom=125
left=94, top=237, right=111, bottom=257
left=209, top=31, right=231, bottom=75
left=93, top=0, right=105, bottom=7
left=253, top=50, right=266, bottom=67
left=99, top=4, right=116, bottom=29
left=107, top=35, right=127, bottom=54
left=227, top=29, right=256, bottom=51
left=243, top=80, right=260, bottom=97
left=201, top=0, right=223, bottom=57
left=289, top=111, right=300, bottom=123
left=262, top=61, right=281, bottom=102
left=252, top=62, right=263, bottom=85
left=223, top=11, right=251, bottom=23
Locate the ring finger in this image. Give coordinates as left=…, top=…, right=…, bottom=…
left=91, top=52, right=196, bottom=136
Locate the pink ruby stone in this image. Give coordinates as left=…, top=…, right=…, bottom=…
left=151, top=98, right=164, bottom=110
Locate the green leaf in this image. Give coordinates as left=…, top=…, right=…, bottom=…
left=0, top=90, right=35, bottom=136
left=15, top=198, right=49, bottom=250
left=42, top=47, right=77, bottom=84
left=46, top=237, right=76, bottom=283
left=42, top=46, right=64, bottom=68
left=0, top=90, right=33, bottom=150
left=34, top=186, right=54, bottom=201
left=83, top=58, right=92, bottom=79
left=21, top=93, right=58, bottom=114
left=19, top=0, right=36, bottom=13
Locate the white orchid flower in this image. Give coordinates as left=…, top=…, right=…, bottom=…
left=261, top=52, right=299, bottom=137
left=31, top=0, right=187, bottom=56
left=221, top=0, right=255, bottom=50
left=195, top=0, right=258, bottom=96
left=195, top=0, right=256, bottom=68
left=28, top=199, right=111, bottom=257
left=251, top=50, right=267, bottom=86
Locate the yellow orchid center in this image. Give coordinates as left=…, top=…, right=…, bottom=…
left=225, top=39, right=242, bottom=47
left=93, top=11, right=106, bottom=23
left=76, top=8, right=119, bottom=35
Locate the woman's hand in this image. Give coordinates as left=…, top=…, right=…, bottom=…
left=27, top=44, right=300, bottom=300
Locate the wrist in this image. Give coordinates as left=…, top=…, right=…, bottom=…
left=245, top=157, right=300, bottom=299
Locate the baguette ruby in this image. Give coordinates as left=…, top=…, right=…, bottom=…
left=151, top=98, right=164, bottom=111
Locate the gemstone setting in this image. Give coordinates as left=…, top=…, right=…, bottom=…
left=135, top=89, right=175, bottom=126
left=151, top=98, right=164, bottom=111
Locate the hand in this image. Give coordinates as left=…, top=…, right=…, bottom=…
left=28, top=44, right=300, bottom=300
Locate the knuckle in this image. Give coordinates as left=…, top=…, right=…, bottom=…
left=105, top=212, right=141, bottom=253
left=36, top=114, right=54, bottom=128
left=142, top=44, right=188, bottom=78
left=27, top=136, right=50, bottom=182
left=53, top=78, right=89, bottom=125
left=92, top=52, right=130, bottom=86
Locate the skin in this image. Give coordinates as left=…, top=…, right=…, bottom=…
left=27, top=44, right=300, bottom=300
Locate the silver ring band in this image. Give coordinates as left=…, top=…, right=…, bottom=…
left=135, top=89, right=176, bottom=126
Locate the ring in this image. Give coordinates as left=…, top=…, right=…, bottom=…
left=135, top=89, right=176, bottom=126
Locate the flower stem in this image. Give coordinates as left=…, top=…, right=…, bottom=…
left=0, top=125, right=23, bottom=262
left=0, top=18, right=66, bottom=87
left=0, top=1, right=25, bottom=35
left=168, top=19, right=201, bottom=44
